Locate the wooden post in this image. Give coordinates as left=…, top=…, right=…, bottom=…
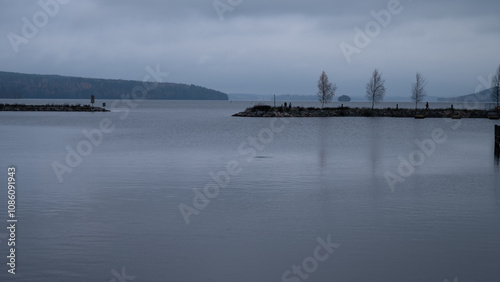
left=495, top=125, right=500, bottom=156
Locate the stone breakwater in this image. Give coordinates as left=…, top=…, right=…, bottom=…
left=233, top=105, right=494, bottom=118
left=0, top=104, right=109, bottom=112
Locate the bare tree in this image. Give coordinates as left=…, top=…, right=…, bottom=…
left=366, top=69, right=386, bottom=109
left=411, top=72, right=427, bottom=110
left=492, top=64, right=500, bottom=110
left=317, top=71, right=337, bottom=107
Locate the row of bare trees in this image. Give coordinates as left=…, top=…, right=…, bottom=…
left=317, top=64, right=500, bottom=110
left=317, top=69, right=389, bottom=109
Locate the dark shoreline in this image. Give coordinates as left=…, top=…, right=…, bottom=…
left=0, top=103, right=109, bottom=112
left=233, top=105, right=500, bottom=119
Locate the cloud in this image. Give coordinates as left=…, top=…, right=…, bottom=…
left=1, top=0, right=500, bottom=97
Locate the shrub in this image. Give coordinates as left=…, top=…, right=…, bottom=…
left=251, top=105, right=272, bottom=112
left=361, top=108, right=373, bottom=117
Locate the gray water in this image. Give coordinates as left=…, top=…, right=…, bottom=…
left=0, top=100, right=499, bottom=282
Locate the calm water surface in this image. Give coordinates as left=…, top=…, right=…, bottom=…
left=0, top=100, right=499, bottom=282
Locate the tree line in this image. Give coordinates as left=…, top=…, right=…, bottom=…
left=0, top=71, right=228, bottom=100
left=317, top=64, right=500, bottom=109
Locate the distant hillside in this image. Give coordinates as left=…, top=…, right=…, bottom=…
left=227, top=93, right=272, bottom=101
left=227, top=94, right=439, bottom=102
left=228, top=93, right=318, bottom=101
left=0, top=71, right=228, bottom=100
left=276, top=94, right=317, bottom=101
left=437, top=88, right=495, bottom=103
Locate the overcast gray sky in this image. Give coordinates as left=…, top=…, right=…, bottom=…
left=1, top=0, right=499, bottom=98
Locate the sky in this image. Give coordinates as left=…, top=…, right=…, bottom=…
left=1, top=0, right=500, bottom=98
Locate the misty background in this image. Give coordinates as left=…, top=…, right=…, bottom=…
left=1, top=0, right=500, bottom=99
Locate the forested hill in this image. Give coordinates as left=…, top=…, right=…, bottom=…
left=0, top=71, right=228, bottom=100
left=437, top=88, right=495, bottom=103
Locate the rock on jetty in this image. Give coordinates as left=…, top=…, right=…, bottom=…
left=0, top=103, right=109, bottom=112
left=233, top=105, right=492, bottom=118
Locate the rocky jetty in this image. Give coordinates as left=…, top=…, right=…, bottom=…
left=233, top=105, right=494, bottom=118
left=0, top=103, right=109, bottom=112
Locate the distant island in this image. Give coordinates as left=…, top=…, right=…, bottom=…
left=338, top=95, right=351, bottom=102
left=0, top=71, right=228, bottom=100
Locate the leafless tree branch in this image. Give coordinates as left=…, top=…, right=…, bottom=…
left=411, top=72, right=427, bottom=110
left=366, top=69, right=386, bottom=110
left=317, top=71, right=337, bottom=107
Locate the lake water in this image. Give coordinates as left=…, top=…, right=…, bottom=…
left=0, top=100, right=499, bottom=282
